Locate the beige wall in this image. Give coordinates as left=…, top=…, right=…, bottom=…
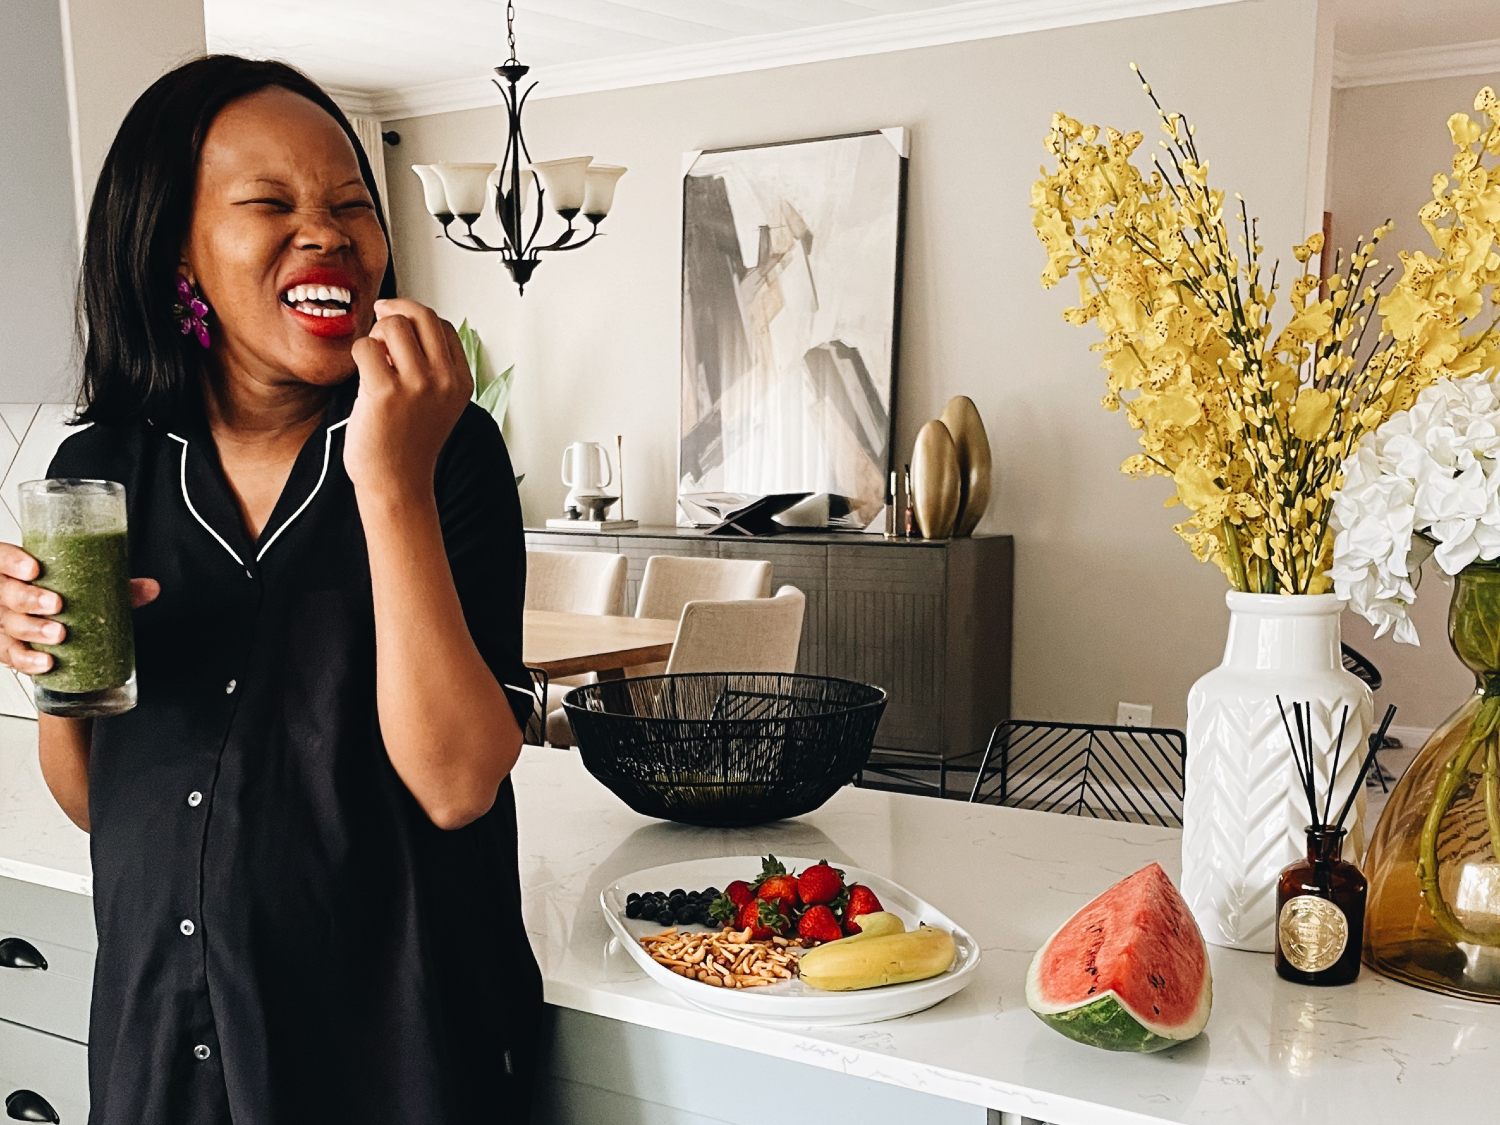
left=58, top=0, right=207, bottom=230
left=385, top=0, right=1325, bottom=730
left=1329, top=73, right=1500, bottom=732
left=1, top=0, right=205, bottom=403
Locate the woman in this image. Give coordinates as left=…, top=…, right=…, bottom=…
left=0, top=57, right=540, bottom=1122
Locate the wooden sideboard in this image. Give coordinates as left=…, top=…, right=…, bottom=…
left=524, top=526, right=1013, bottom=765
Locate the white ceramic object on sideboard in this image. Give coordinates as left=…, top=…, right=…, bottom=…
left=0, top=404, right=83, bottom=719
left=1182, top=592, right=1372, bottom=952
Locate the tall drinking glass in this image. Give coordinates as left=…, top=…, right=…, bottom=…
left=18, top=479, right=137, bottom=717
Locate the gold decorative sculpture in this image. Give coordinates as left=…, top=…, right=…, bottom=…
left=911, top=420, right=961, bottom=540
left=940, top=395, right=992, bottom=537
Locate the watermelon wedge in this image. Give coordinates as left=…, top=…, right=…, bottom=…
left=1025, top=863, right=1211, bottom=1053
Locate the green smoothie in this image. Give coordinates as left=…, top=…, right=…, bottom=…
left=23, top=528, right=135, bottom=695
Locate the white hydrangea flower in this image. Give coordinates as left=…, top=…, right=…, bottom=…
left=1331, top=373, right=1500, bottom=644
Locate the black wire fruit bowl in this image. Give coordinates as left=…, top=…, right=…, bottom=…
left=563, top=673, right=887, bottom=827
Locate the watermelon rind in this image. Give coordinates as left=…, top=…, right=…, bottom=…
left=1028, top=990, right=1194, bottom=1054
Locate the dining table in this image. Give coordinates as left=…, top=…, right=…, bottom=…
left=522, top=608, right=678, bottom=680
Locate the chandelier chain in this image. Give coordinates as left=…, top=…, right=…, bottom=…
left=505, top=0, right=519, bottom=65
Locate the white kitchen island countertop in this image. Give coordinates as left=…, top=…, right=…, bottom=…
left=3, top=714, right=1499, bottom=1124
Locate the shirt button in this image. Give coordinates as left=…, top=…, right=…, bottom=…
left=187, top=791, right=203, bottom=807
left=224, top=679, right=237, bottom=695
left=193, top=1044, right=212, bottom=1061
left=179, top=919, right=196, bottom=936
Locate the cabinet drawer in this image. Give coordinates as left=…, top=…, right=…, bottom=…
left=0, top=1018, right=89, bottom=1123
left=0, top=879, right=93, bottom=1043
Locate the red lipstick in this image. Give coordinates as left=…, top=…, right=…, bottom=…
left=278, top=266, right=361, bottom=339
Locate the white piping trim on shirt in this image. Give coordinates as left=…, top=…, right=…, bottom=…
left=167, top=432, right=247, bottom=569
left=254, top=418, right=349, bottom=562
left=167, top=418, right=349, bottom=569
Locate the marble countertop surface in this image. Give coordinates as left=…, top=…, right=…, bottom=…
left=4, top=717, right=1499, bottom=1123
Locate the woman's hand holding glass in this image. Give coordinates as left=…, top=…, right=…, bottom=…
left=0, top=543, right=159, bottom=676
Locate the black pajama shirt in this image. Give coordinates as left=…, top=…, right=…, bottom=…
left=48, top=382, right=541, bottom=1124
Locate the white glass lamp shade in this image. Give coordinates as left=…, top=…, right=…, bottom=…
left=582, top=164, right=626, bottom=220
left=488, top=165, right=534, bottom=214
left=433, top=162, right=496, bottom=220
left=528, top=156, right=593, bottom=216
left=411, top=164, right=452, bottom=219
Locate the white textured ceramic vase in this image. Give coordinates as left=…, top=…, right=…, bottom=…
left=1183, top=592, right=1373, bottom=952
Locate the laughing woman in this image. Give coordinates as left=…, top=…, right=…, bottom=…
left=0, top=57, right=540, bottom=1122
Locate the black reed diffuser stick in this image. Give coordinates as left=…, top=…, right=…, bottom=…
left=1275, top=697, right=1398, bottom=832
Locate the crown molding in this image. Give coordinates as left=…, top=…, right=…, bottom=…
left=1334, top=39, right=1500, bottom=90
left=324, top=84, right=381, bottom=118
left=366, top=0, right=1246, bottom=121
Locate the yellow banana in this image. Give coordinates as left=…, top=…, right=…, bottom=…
left=799, top=924, right=957, bottom=991
left=839, top=911, right=906, bottom=941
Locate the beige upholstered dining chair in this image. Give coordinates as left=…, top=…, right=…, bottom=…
left=545, top=555, right=776, bottom=746
left=665, top=586, right=806, bottom=674
left=524, top=548, right=627, bottom=616
left=635, top=555, right=773, bottom=619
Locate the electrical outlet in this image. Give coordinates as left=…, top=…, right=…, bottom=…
left=1117, top=702, right=1153, bottom=727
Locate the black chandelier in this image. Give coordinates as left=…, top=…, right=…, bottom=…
left=410, top=2, right=626, bottom=295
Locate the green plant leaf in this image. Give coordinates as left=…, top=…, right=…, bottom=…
left=478, top=363, right=514, bottom=428
left=457, top=318, right=488, bottom=397
left=455, top=321, right=523, bottom=475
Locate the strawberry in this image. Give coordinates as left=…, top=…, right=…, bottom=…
left=796, top=860, right=845, bottom=906
left=737, top=898, right=789, bottom=940
left=755, top=873, right=800, bottom=913
left=796, top=904, right=844, bottom=944
left=724, top=879, right=755, bottom=908
left=709, top=893, right=738, bottom=926
left=735, top=900, right=769, bottom=939
left=842, top=884, right=884, bottom=935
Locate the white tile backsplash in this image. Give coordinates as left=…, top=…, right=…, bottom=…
left=0, top=403, right=83, bottom=720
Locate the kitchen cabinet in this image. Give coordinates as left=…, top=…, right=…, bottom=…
left=0, top=845, right=94, bottom=1119
left=0, top=1018, right=88, bottom=1124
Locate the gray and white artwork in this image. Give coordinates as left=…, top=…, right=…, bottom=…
left=679, top=130, right=906, bottom=530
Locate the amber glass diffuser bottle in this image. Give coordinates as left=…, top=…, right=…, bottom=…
left=1277, top=827, right=1368, bottom=984
left=1273, top=699, right=1395, bottom=986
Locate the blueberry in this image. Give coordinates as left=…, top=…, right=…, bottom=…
left=625, top=901, right=641, bottom=919
left=670, top=888, right=684, bottom=898
left=626, top=892, right=640, bottom=904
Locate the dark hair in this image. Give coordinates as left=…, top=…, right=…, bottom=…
left=76, top=55, right=398, bottom=425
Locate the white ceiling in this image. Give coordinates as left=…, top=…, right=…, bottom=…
left=206, top=0, right=986, bottom=93
left=204, top=0, right=1500, bottom=112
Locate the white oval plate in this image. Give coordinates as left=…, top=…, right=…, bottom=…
left=600, top=855, right=981, bottom=1027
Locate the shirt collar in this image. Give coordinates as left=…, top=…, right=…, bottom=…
left=158, top=375, right=359, bottom=443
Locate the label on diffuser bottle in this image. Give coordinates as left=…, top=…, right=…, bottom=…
left=1278, top=895, right=1349, bottom=972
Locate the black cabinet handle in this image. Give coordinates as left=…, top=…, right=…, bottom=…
left=0, top=939, right=47, bottom=971
left=5, top=1090, right=60, bottom=1123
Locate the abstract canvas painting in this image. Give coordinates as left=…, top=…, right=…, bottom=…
left=679, top=129, right=907, bottom=530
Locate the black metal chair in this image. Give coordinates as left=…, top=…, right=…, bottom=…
left=1341, top=644, right=1396, bottom=792
left=1341, top=644, right=1382, bottom=692
left=968, top=720, right=1187, bottom=827
left=523, top=666, right=549, bottom=746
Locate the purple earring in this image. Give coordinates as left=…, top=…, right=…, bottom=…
left=173, top=275, right=212, bottom=348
